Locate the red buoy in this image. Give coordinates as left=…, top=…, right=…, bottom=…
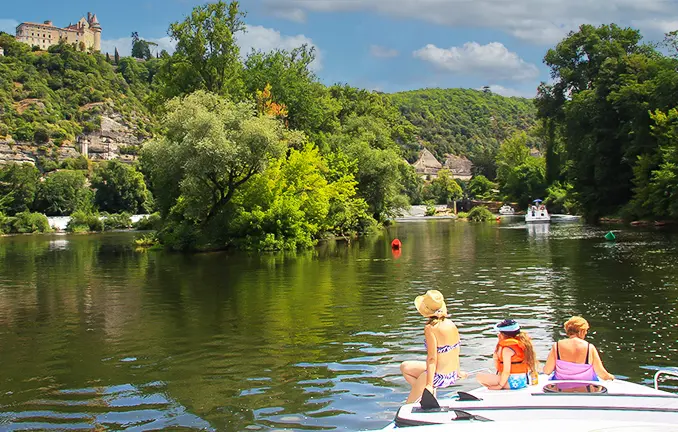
left=391, top=239, right=402, bottom=250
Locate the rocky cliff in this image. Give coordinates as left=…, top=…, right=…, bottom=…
left=0, top=114, right=144, bottom=166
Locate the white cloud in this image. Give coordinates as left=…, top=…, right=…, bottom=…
left=100, top=36, right=174, bottom=57
left=632, top=19, right=678, bottom=34
left=270, top=7, right=307, bottom=23
left=369, top=44, right=399, bottom=58
left=237, top=25, right=322, bottom=70
left=413, top=42, right=539, bottom=81
left=479, top=84, right=537, bottom=98
left=265, top=0, right=678, bottom=44
left=0, top=18, right=19, bottom=34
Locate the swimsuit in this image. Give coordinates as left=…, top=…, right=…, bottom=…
left=551, top=341, right=598, bottom=381
left=424, top=339, right=461, bottom=388
left=433, top=370, right=458, bottom=388
left=507, top=373, right=529, bottom=389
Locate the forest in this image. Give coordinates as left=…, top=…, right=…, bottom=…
left=1, top=1, right=677, bottom=249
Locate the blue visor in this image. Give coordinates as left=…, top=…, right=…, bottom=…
left=494, top=322, right=521, bottom=333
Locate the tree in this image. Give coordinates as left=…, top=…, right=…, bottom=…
left=162, top=1, right=245, bottom=97
left=114, top=47, right=120, bottom=64
left=0, top=163, right=40, bottom=215
left=92, top=160, right=153, bottom=214
left=496, top=131, right=530, bottom=186
left=140, top=90, right=287, bottom=224
left=496, top=131, right=547, bottom=205
left=34, top=170, right=92, bottom=216
left=106, top=52, right=111, bottom=63
left=467, top=175, right=497, bottom=200
left=131, top=31, right=155, bottom=60
left=423, top=169, right=463, bottom=204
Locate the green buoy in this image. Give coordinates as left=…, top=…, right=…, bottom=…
left=604, top=231, right=616, bottom=241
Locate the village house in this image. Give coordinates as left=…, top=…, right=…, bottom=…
left=15, top=12, right=101, bottom=52
left=0, top=47, right=4, bottom=57
left=412, top=148, right=474, bottom=181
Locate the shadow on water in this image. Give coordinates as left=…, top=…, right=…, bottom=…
left=0, top=223, right=677, bottom=430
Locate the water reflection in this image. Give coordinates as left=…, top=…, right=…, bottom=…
left=0, top=224, right=676, bottom=430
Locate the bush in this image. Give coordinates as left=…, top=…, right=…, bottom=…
left=133, top=212, right=161, bottom=230
left=66, top=210, right=103, bottom=232
left=9, top=211, right=51, bottom=233
left=33, top=126, right=50, bottom=143
left=425, top=201, right=437, bottom=216
left=134, top=231, right=159, bottom=247
left=0, top=212, right=10, bottom=234
left=102, top=212, right=132, bottom=230
left=467, top=206, right=494, bottom=222
left=456, top=211, right=469, bottom=219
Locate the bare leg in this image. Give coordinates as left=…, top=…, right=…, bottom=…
left=406, top=370, right=429, bottom=403
left=400, top=361, right=426, bottom=386
left=477, top=372, right=501, bottom=388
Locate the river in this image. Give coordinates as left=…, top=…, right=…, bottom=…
left=0, top=219, right=676, bottom=431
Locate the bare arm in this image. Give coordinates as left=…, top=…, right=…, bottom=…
left=488, top=348, right=514, bottom=390
left=424, top=325, right=438, bottom=389
left=591, top=345, right=615, bottom=381
left=543, top=343, right=557, bottom=375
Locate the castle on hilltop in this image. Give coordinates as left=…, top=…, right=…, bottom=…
left=15, top=12, right=101, bottom=52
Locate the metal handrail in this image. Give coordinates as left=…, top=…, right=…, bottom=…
left=653, top=370, right=678, bottom=390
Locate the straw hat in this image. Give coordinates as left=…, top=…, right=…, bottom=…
left=414, top=290, right=448, bottom=317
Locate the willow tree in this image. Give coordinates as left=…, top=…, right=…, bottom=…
left=141, top=91, right=286, bottom=225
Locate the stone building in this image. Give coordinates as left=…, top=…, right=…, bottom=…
left=15, top=12, right=101, bottom=51
left=0, top=47, right=4, bottom=56
left=443, top=154, right=473, bottom=181
left=412, top=148, right=475, bottom=181
left=412, top=148, right=442, bottom=179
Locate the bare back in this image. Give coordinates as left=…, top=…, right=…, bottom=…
left=427, top=319, right=460, bottom=373
left=556, top=338, right=591, bottom=363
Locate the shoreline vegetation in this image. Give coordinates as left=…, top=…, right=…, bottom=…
left=2, top=2, right=678, bottom=251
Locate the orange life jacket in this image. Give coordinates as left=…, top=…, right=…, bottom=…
left=495, top=338, right=529, bottom=374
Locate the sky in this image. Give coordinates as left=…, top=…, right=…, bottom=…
left=2, top=0, right=678, bottom=97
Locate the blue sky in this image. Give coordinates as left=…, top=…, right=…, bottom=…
left=2, top=0, right=677, bottom=97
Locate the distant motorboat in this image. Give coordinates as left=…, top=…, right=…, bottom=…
left=525, top=199, right=550, bottom=223
left=499, top=205, right=514, bottom=215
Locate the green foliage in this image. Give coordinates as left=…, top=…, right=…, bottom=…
left=424, top=201, right=436, bottom=216
left=537, top=23, right=678, bottom=220
left=66, top=210, right=103, bottom=232
left=423, top=169, right=463, bottom=204
left=141, top=90, right=287, bottom=247
left=229, top=145, right=368, bottom=250
left=6, top=211, right=51, bottom=233
left=467, top=175, right=497, bottom=200
left=134, top=231, right=159, bottom=247
left=388, top=88, right=537, bottom=172
left=102, top=212, right=133, bottom=230
left=545, top=181, right=580, bottom=215
left=133, top=212, right=162, bottom=230
left=456, top=211, right=469, bottom=219
left=34, top=170, right=92, bottom=216
left=92, top=160, right=153, bottom=214
left=60, top=156, right=89, bottom=171
left=0, top=34, right=151, bottom=144
left=131, top=32, right=155, bottom=60
left=0, top=163, right=40, bottom=215
left=627, top=109, right=678, bottom=220
left=159, top=0, right=245, bottom=99
left=496, top=131, right=547, bottom=206
left=467, top=206, right=494, bottom=222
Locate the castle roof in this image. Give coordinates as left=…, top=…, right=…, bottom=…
left=443, top=154, right=473, bottom=176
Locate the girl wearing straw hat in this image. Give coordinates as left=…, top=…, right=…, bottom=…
left=400, top=290, right=463, bottom=403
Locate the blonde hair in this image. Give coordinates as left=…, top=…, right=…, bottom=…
left=427, top=316, right=446, bottom=326
left=515, top=331, right=538, bottom=373
left=564, top=316, right=590, bottom=336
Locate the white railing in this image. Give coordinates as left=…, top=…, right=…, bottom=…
left=653, top=370, right=678, bottom=390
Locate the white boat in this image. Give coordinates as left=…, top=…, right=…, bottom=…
left=498, top=205, right=514, bottom=215
left=525, top=201, right=550, bottom=223
left=374, top=370, right=678, bottom=431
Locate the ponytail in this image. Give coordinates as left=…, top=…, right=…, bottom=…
left=427, top=315, right=446, bottom=326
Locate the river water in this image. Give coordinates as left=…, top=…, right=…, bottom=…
left=0, top=219, right=676, bottom=431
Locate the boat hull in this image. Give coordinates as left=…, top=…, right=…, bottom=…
left=382, top=376, right=678, bottom=430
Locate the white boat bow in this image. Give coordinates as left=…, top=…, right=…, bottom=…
left=372, top=374, right=678, bottom=431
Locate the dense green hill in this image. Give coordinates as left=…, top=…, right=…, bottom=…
left=0, top=33, right=152, bottom=145
left=388, top=88, right=538, bottom=162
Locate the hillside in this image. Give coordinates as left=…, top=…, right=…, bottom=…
left=0, top=33, right=153, bottom=155
left=388, top=88, right=538, bottom=162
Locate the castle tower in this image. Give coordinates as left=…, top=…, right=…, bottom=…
left=89, top=13, right=101, bottom=51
